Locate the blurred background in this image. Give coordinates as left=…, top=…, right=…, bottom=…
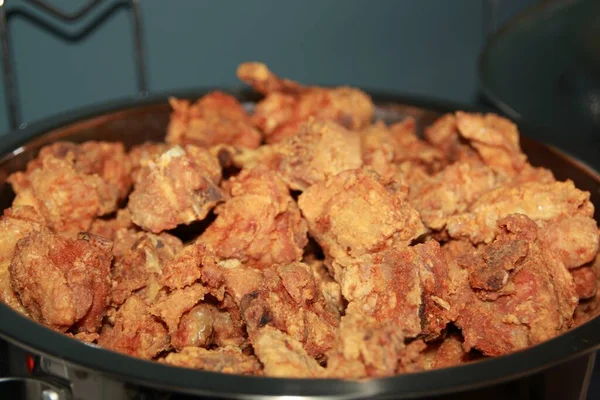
left=0, top=0, right=538, bottom=135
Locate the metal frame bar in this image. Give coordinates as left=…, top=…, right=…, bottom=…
left=0, top=0, right=147, bottom=131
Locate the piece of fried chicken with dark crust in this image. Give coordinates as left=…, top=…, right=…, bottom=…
left=298, top=168, right=426, bottom=265
left=10, top=230, right=112, bottom=333
left=200, top=165, right=307, bottom=268
left=237, top=62, right=374, bottom=143
left=128, top=145, right=224, bottom=233
left=166, top=91, right=261, bottom=149
left=454, top=214, right=578, bottom=356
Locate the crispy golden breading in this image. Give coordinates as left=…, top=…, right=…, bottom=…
left=89, top=209, right=133, bottom=241
left=253, top=327, right=324, bottom=378
left=128, top=142, right=170, bottom=184
left=298, top=169, right=426, bottom=264
left=455, top=215, right=578, bottom=356
left=200, top=166, right=307, bottom=268
left=409, top=163, right=497, bottom=231
left=571, top=265, right=597, bottom=300
left=160, top=346, right=262, bottom=374
left=447, top=180, right=594, bottom=244
left=10, top=231, right=112, bottom=333
left=111, top=231, right=183, bottom=306
left=455, top=112, right=527, bottom=177
left=258, top=118, right=363, bottom=191
left=237, top=62, right=374, bottom=143
left=98, top=295, right=169, bottom=359
left=128, top=145, right=224, bottom=233
left=166, top=92, right=261, bottom=149
left=9, top=154, right=119, bottom=236
left=150, top=284, right=207, bottom=334
left=11, top=141, right=132, bottom=201
left=538, top=216, right=599, bottom=269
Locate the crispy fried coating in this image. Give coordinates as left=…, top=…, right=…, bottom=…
left=11, top=141, right=132, bottom=201
left=150, top=284, right=206, bottom=334
left=409, top=163, right=497, bottom=231
left=89, top=209, right=133, bottom=241
left=397, top=334, right=470, bottom=373
left=128, top=142, right=170, bottom=184
left=455, top=214, right=578, bottom=356
left=571, top=265, right=597, bottom=300
left=98, top=295, right=169, bottom=359
left=128, top=145, right=224, bottom=233
left=201, top=259, right=338, bottom=358
left=455, top=112, right=527, bottom=177
left=9, top=230, right=112, bottom=332
left=200, top=166, right=307, bottom=268
left=333, top=240, right=453, bottom=340
left=360, top=119, right=444, bottom=180
left=253, top=327, right=324, bottom=378
left=172, top=302, right=246, bottom=350
left=166, top=92, right=261, bottom=149
left=447, top=180, right=594, bottom=244
left=238, top=62, right=374, bottom=143
left=298, top=169, right=426, bottom=264
left=161, top=346, right=261, bottom=374
left=306, top=257, right=344, bottom=317
left=424, top=113, right=480, bottom=165
left=325, top=313, right=405, bottom=379
left=258, top=118, right=363, bottom=191
left=111, top=231, right=183, bottom=306
left=538, top=216, right=599, bottom=269
left=9, top=154, right=120, bottom=235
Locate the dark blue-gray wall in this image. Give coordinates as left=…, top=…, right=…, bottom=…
left=0, top=0, right=534, bottom=135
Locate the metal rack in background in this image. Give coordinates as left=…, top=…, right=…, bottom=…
left=0, top=0, right=148, bottom=131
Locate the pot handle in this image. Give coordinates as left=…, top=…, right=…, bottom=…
left=0, top=377, right=71, bottom=400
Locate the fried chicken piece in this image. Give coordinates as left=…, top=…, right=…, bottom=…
left=149, top=284, right=206, bottom=334
left=455, top=111, right=527, bottom=177
left=332, top=240, right=453, bottom=340
left=398, top=333, right=469, bottom=373
left=538, top=216, right=599, bottom=269
left=409, top=163, right=497, bottom=231
left=158, top=243, right=215, bottom=290
left=360, top=119, right=444, bottom=180
left=256, top=118, right=363, bottom=191
left=98, top=295, right=169, bottom=359
left=9, top=154, right=119, bottom=235
left=111, top=231, right=183, bottom=306
left=571, top=265, right=597, bottom=300
left=253, top=327, right=324, bottom=378
left=172, top=302, right=246, bottom=350
left=298, top=169, right=426, bottom=264
left=161, top=346, right=261, bottom=374
left=239, top=262, right=339, bottom=358
left=325, top=313, right=405, bottom=379
left=166, top=92, right=261, bottom=149
left=455, top=214, right=578, bottom=356
left=128, top=145, right=224, bottom=233
left=10, top=141, right=132, bottom=201
left=305, top=256, right=344, bottom=316
left=9, top=230, right=112, bottom=333
left=200, top=166, right=307, bottom=268
left=88, top=209, right=133, bottom=241
left=424, top=113, right=480, bottom=165
left=0, top=206, right=46, bottom=315
left=447, top=180, right=594, bottom=244
left=238, top=62, right=374, bottom=143
left=128, top=142, right=170, bottom=184
left=202, top=259, right=338, bottom=358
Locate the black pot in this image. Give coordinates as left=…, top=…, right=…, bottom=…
left=1, top=91, right=599, bottom=400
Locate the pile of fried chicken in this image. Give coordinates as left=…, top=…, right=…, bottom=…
left=1, top=62, right=599, bottom=379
